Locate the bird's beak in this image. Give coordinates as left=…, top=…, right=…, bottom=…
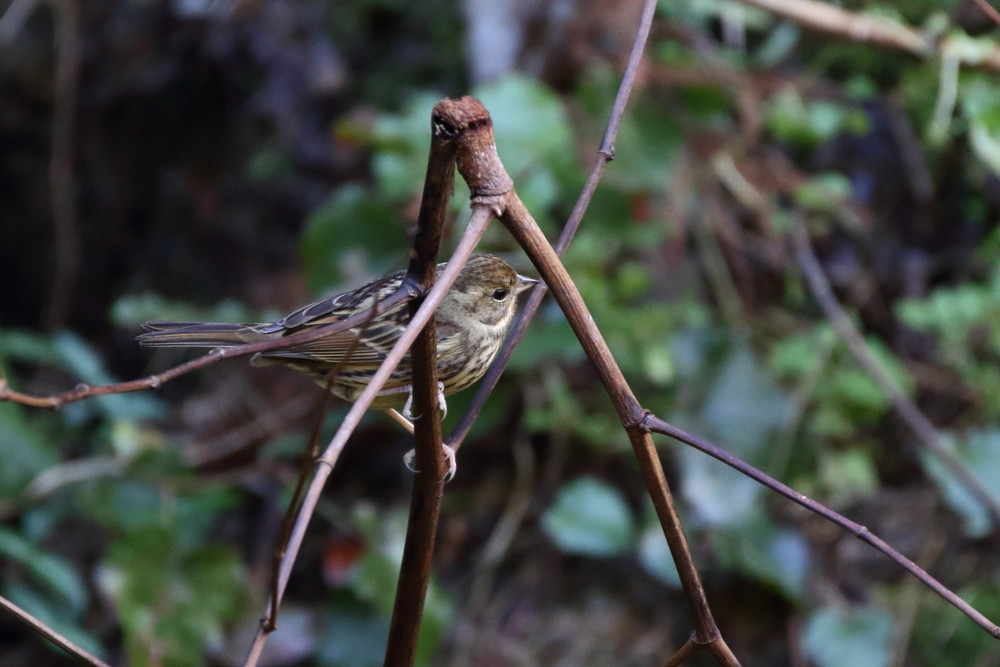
left=515, top=275, right=539, bottom=294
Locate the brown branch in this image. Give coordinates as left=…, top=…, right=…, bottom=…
left=434, top=89, right=734, bottom=658
left=644, top=414, right=1000, bottom=640
left=734, top=0, right=1000, bottom=70
left=663, top=636, right=700, bottom=667
left=791, top=222, right=1000, bottom=528
left=383, top=99, right=459, bottom=667
left=0, top=594, right=110, bottom=667
left=447, top=0, right=659, bottom=452
left=497, top=194, right=736, bottom=662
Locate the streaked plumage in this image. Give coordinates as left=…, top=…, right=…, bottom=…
left=137, top=254, right=536, bottom=410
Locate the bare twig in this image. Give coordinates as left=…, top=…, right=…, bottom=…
left=447, top=0, right=659, bottom=451
left=663, top=636, right=700, bottom=667
left=0, top=289, right=413, bottom=408
left=450, top=426, right=535, bottom=664
left=241, top=206, right=494, bottom=666
left=0, top=594, right=110, bottom=667
left=264, top=374, right=342, bottom=632
left=644, top=414, right=1000, bottom=639
left=791, top=222, right=1000, bottom=528
left=734, top=0, right=1000, bottom=70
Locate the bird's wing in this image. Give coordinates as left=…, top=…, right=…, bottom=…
left=257, top=273, right=410, bottom=365
left=260, top=318, right=405, bottom=365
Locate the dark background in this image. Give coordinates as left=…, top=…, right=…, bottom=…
left=2, top=0, right=1000, bottom=664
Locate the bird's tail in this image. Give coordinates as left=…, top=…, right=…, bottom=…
left=136, top=321, right=272, bottom=348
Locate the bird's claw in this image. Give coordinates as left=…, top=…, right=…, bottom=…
left=401, top=381, right=447, bottom=420
left=403, top=444, right=457, bottom=482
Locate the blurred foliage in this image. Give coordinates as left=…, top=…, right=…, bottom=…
left=4, top=0, right=1000, bottom=663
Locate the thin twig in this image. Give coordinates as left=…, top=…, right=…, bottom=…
left=643, top=414, right=1000, bottom=640
left=791, top=222, right=1000, bottom=528
left=0, top=594, right=110, bottom=667
left=241, top=207, right=494, bottom=666
left=263, top=373, right=342, bottom=632
left=663, top=636, right=700, bottom=667
left=450, top=425, right=535, bottom=665
left=734, top=0, right=1000, bottom=70
left=0, top=289, right=413, bottom=408
left=447, top=0, right=659, bottom=451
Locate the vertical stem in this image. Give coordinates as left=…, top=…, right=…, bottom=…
left=383, top=122, right=458, bottom=667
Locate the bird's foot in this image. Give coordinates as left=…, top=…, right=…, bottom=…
left=403, top=443, right=457, bottom=482
left=401, top=381, right=447, bottom=420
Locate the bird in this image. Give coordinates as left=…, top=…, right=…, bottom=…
left=137, top=253, right=537, bottom=474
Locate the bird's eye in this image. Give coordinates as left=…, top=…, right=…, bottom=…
left=491, top=288, right=509, bottom=301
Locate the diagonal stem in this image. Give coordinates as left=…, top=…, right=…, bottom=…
left=497, top=193, right=731, bottom=657
left=791, top=222, right=1000, bottom=527
left=242, top=207, right=493, bottom=666
left=644, top=413, right=1000, bottom=640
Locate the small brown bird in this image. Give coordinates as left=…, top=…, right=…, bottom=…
left=137, top=254, right=537, bottom=426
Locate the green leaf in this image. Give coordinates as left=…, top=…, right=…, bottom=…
left=542, top=476, right=635, bottom=556
left=3, top=582, right=105, bottom=660
left=766, top=90, right=868, bottom=147
left=82, top=478, right=167, bottom=532
left=102, top=526, right=247, bottom=667
left=962, top=77, right=1000, bottom=175
left=603, top=101, right=681, bottom=192
left=52, top=331, right=164, bottom=421
left=318, top=596, right=389, bottom=667
left=474, top=74, right=575, bottom=183
left=700, top=343, right=794, bottom=460
left=0, top=403, right=60, bottom=496
left=817, top=449, right=878, bottom=507
left=923, top=429, right=1000, bottom=538
left=299, top=184, right=402, bottom=292
left=371, top=92, right=441, bottom=198
left=907, top=583, right=1000, bottom=665
left=0, top=527, right=88, bottom=611
left=803, top=606, right=894, bottom=667
left=679, top=447, right=764, bottom=527
left=711, top=517, right=810, bottom=600
left=0, top=329, right=58, bottom=365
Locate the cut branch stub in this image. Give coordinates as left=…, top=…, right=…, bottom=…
left=432, top=96, right=513, bottom=213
